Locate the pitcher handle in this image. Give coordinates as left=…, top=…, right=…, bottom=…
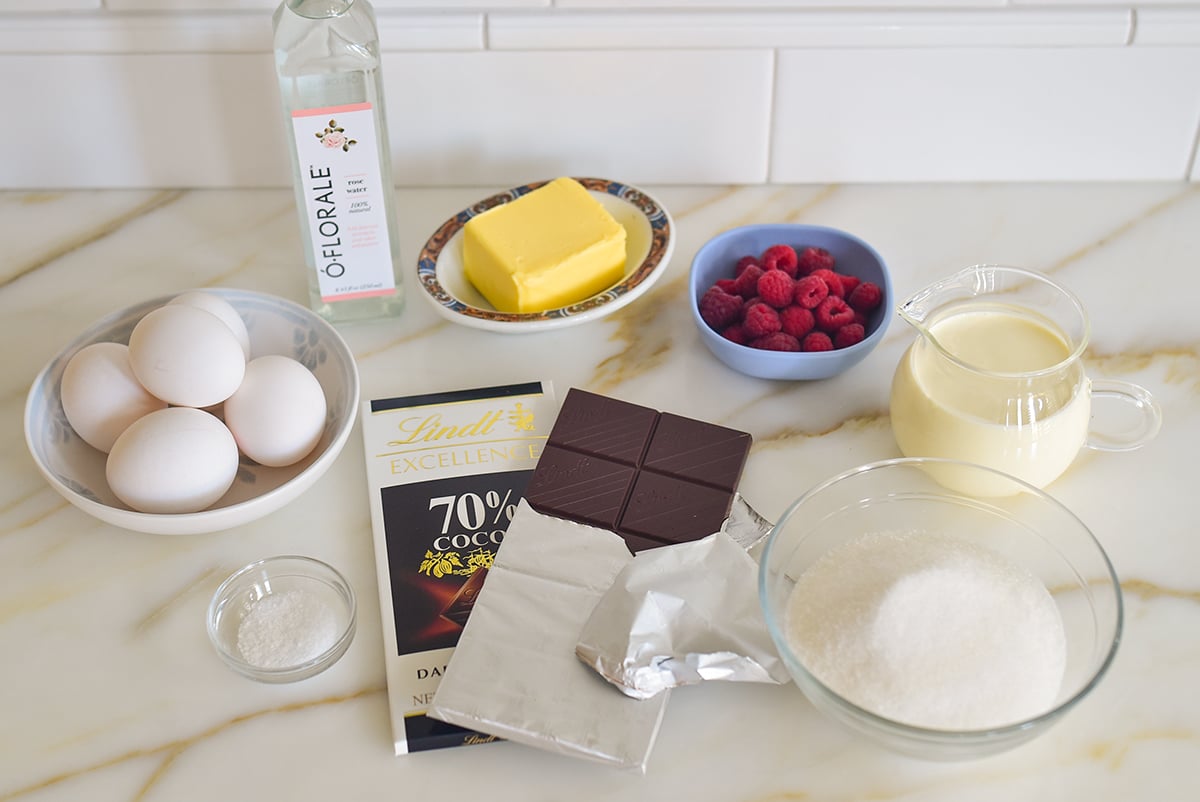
left=1085, top=379, right=1162, bottom=452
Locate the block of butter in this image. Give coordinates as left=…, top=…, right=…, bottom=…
left=463, top=177, right=628, bottom=314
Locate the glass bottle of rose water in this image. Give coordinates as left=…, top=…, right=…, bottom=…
left=273, top=0, right=404, bottom=324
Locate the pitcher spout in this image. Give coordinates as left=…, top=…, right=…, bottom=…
left=897, top=265, right=996, bottom=334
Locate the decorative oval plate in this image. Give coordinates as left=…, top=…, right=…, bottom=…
left=416, top=177, right=675, bottom=333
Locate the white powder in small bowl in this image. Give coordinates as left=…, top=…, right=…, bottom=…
left=236, top=588, right=340, bottom=670
left=784, top=530, right=1067, bottom=731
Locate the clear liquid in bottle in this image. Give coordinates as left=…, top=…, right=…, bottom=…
left=273, top=0, right=404, bottom=324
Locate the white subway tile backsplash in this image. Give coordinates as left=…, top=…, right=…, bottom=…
left=3, top=2, right=1200, bottom=185
left=103, top=0, right=273, bottom=9
left=0, top=14, right=273, bottom=53
left=1136, top=10, right=1200, bottom=45
left=0, top=0, right=98, bottom=9
left=101, top=0, right=543, bottom=8
left=377, top=14, right=485, bottom=51
left=0, top=54, right=289, bottom=188
left=380, top=50, right=773, bottom=186
left=555, top=1, right=1006, bottom=7
left=373, top=0, right=547, bottom=6
left=0, top=49, right=771, bottom=188
left=490, top=9, right=1130, bottom=50
left=1015, top=0, right=1194, bottom=5
left=770, top=47, right=1200, bottom=182
left=0, top=13, right=482, bottom=54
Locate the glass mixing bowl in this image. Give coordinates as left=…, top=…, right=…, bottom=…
left=758, top=457, right=1122, bottom=759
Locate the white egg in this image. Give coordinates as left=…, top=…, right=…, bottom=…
left=106, top=407, right=239, bottom=514
left=60, top=342, right=167, bottom=453
left=224, top=355, right=327, bottom=467
left=127, top=304, right=246, bottom=408
left=168, top=291, right=251, bottom=360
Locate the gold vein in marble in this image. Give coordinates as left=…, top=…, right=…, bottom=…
left=132, top=565, right=226, bottom=635
left=0, top=491, right=68, bottom=536
left=705, top=187, right=830, bottom=236
left=355, top=317, right=451, bottom=363
left=1086, top=347, right=1200, bottom=390
left=2, top=191, right=184, bottom=290
left=1045, top=184, right=1199, bottom=274
left=753, top=413, right=891, bottom=449
left=0, top=686, right=385, bottom=802
left=594, top=273, right=683, bottom=392
left=1087, top=728, right=1195, bottom=771
left=1121, top=578, right=1200, bottom=605
left=666, top=184, right=742, bottom=220
left=779, top=184, right=839, bottom=223
left=18, top=192, right=64, bottom=205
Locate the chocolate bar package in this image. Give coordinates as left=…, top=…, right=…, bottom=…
left=430, top=389, right=759, bottom=771
left=361, top=381, right=556, bottom=755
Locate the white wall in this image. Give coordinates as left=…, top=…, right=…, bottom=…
left=2, top=1, right=1199, bottom=188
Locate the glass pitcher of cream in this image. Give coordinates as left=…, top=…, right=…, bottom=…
left=889, top=265, right=1161, bottom=496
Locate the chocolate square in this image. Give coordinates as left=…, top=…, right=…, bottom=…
left=526, top=444, right=636, bottom=531
left=618, top=472, right=737, bottom=545
left=641, top=412, right=752, bottom=491
left=525, top=388, right=753, bottom=552
left=545, top=388, right=658, bottom=466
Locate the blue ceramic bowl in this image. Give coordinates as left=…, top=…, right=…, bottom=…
left=689, top=224, right=892, bottom=380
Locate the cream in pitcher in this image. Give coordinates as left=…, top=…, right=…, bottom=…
left=890, top=265, right=1161, bottom=496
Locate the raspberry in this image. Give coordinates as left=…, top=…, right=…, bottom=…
left=721, top=323, right=750, bottom=345
left=779, top=305, right=815, bottom=338
left=815, top=295, right=856, bottom=332
left=833, top=323, right=866, bottom=349
left=744, top=296, right=766, bottom=312
left=793, top=275, right=829, bottom=309
left=798, top=246, right=835, bottom=275
left=760, top=244, right=799, bottom=277
left=698, top=286, right=743, bottom=330
left=839, top=273, right=861, bottom=295
left=848, top=281, right=883, bottom=313
left=853, top=310, right=868, bottom=328
left=743, top=303, right=782, bottom=337
left=750, top=332, right=801, bottom=352
left=735, top=255, right=760, bottom=276
left=733, top=264, right=764, bottom=299
left=810, top=268, right=845, bottom=298
left=801, top=331, right=833, bottom=352
left=757, top=269, right=795, bottom=308
left=715, top=278, right=738, bottom=294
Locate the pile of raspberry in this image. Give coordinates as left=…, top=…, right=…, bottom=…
left=698, top=243, right=883, bottom=353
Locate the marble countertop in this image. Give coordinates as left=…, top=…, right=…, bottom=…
left=2, top=183, right=1197, bottom=801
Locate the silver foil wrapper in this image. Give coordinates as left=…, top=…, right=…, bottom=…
left=575, top=493, right=789, bottom=700
left=428, top=500, right=668, bottom=772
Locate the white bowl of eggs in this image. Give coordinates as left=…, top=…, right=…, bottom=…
left=24, top=288, right=360, bottom=535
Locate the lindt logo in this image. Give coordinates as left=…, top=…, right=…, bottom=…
left=387, top=402, right=535, bottom=446
left=534, top=455, right=590, bottom=487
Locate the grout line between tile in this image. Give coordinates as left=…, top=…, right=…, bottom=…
left=1184, top=115, right=1200, bottom=181
left=765, top=47, right=777, bottom=184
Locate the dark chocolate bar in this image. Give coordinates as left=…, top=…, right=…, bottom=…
left=526, top=388, right=752, bottom=551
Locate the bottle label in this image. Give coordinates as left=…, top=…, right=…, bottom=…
left=292, top=102, right=396, bottom=303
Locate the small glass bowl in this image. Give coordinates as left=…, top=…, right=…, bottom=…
left=759, top=458, right=1122, bottom=760
left=207, top=555, right=357, bottom=683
